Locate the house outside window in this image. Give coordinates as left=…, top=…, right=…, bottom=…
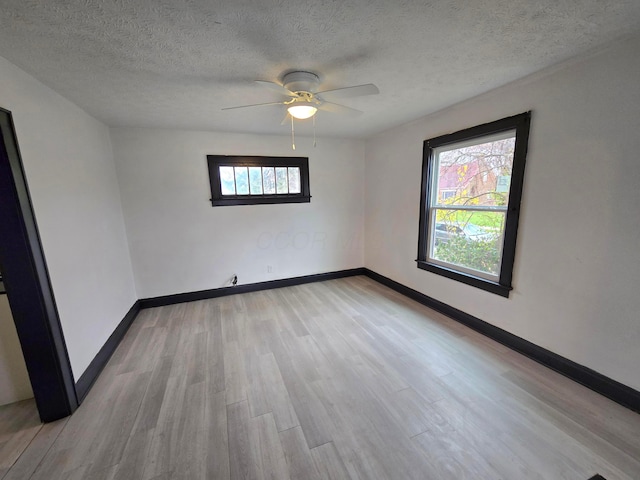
left=417, top=112, right=531, bottom=297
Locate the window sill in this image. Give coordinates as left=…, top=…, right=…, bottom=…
left=210, top=195, right=311, bottom=207
left=416, top=260, right=512, bottom=297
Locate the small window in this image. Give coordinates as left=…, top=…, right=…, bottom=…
left=207, top=156, right=310, bottom=206
left=440, top=190, right=456, bottom=202
left=417, top=112, right=531, bottom=297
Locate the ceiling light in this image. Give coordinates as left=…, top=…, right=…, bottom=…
left=288, top=102, right=318, bottom=120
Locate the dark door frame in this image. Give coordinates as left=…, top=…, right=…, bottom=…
left=0, top=107, right=78, bottom=422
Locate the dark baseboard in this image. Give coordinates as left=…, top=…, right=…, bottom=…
left=139, top=268, right=367, bottom=309
left=363, top=269, right=640, bottom=414
left=75, top=300, right=141, bottom=402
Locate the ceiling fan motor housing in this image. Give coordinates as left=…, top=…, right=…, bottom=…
left=282, top=71, right=320, bottom=94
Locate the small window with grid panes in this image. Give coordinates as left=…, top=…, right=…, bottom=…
left=207, top=156, right=310, bottom=206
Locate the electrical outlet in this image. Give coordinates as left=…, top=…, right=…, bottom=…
left=267, top=265, right=273, bottom=273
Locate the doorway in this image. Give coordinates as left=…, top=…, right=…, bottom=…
left=0, top=107, right=77, bottom=422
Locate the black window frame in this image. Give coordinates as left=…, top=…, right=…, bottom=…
left=207, top=155, right=311, bottom=207
left=417, top=111, right=531, bottom=297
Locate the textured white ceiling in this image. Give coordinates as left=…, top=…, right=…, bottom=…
left=1, top=0, right=639, bottom=138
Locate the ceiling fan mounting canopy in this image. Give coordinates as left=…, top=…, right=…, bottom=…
left=282, top=71, right=320, bottom=94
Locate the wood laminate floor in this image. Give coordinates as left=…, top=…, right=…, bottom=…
left=0, top=399, right=41, bottom=479
left=2, top=276, right=639, bottom=479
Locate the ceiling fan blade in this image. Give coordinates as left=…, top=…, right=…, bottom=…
left=316, top=83, right=379, bottom=100
left=255, top=80, right=297, bottom=97
left=222, top=101, right=284, bottom=111
left=280, top=111, right=291, bottom=125
left=317, top=102, right=363, bottom=116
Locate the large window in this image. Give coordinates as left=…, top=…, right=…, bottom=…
left=207, top=155, right=310, bottom=206
left=417, top=112, right=531, bottom=297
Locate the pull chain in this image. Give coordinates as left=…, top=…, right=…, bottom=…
left=313, top=114, right=317, bottom=147
left=291, top=115, right=296, bottom=150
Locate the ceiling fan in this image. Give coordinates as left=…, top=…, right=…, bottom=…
left=223, top=71, right=379, bottom=123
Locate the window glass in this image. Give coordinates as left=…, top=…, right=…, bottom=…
left=288, top=167, right=301, bottom=194
left=219, top=166, right=236, bottom=195
left=263, top=167, right=276, bottom=194
left=275, top=167, right=288, bottom=194
left=234, top=167, right=250, bottom=195
left=434, top=132, right=515, bottom=208
left=430, top=210, right=506, bottom=277
left=428, top=131, right=515, bottom=280
left=249, top=167, right=263, bottom=195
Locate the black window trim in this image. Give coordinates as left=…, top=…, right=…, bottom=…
left=416, top=111, right=531, bottom=297
left=207, top=155, right=311, bottom=207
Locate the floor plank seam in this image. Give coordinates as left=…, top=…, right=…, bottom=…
left=8, top=421, right=60, bottom=480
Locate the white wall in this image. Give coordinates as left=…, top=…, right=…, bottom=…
left=111, top=129, right=364, bottom=298
left=0, top=56, right=137, bottom=379
left=0, top=295, right=33, bottom=405
left=364, top=34, right=640, bottom=391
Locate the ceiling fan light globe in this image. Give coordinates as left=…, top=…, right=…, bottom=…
left=288, top=104, right=318, bottom=120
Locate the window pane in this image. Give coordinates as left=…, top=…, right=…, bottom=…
left=275, top=167, right=288, bottom=194
left=429, top=209, right=505, bottom=277
left=219, top=166, right=236, bottom=195
left=263, top=167, right=276, bottom=194
left=288, top=167, right=301, bottom=194
left=234, top=167, right=249, bottom=195
left=435, top=134, right=515, bottom=207
left=249, top=167, right=263, bottom=195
